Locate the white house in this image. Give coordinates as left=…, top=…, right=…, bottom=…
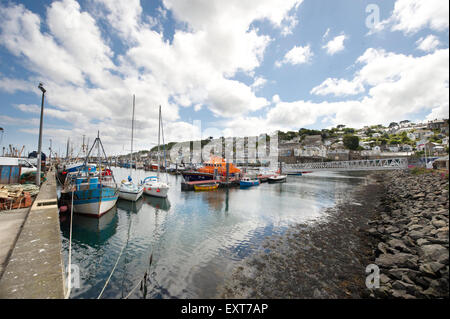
left=401, top=144, right=413, bottom=152
left=387, top=144, right=400, bottom=152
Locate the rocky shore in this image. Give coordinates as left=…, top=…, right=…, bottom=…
left=368, top=169, right=448, bottom=299
left=219, top=169, right=449, bottom=299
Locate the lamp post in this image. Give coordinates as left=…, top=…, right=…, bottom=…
left=36, top=82, right=46, bottom=186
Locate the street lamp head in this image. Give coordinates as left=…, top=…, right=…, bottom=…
left=38, top=82, right=46, bottom=93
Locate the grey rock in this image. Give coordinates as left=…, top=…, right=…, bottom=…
left=388, top=239, right=408, bottom=251
left=432, top=219, right=447, bottom=228
left=419, top=244, right=449, bottom=263
left=376, top=253, right=418, bottom=269
left=391, top=289, right=416, bottom=299
left=416, top=238, right=430, bottom=246
left=419, top=262, right=445, bottom=277
left=385, top=226, right=400, bottom=234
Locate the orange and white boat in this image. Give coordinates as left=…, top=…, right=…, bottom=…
left=181, top=156, right=240, bottom=182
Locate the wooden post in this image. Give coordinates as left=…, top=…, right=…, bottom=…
left=226, top=162, right=229, bottom=184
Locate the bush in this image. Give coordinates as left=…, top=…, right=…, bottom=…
left=343, top=134, right=360, bottom=150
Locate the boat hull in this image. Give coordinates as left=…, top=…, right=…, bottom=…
left=118, top=188, right=144, bottom=201
left=143, top=184, right=169, bottom=198
left=240, top=180, right=260, bottom=187
left=181, top=171, right=214, bottom=182
left=72, top=187, right=118, bottom=217
left=194, top=184, right=218, bottom=191
left=268, top=177, right=287, bottom=183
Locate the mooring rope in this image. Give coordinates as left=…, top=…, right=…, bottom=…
left=123, top=252, right=153, bottom=299
left=97, top=237, right=128, bottom=299
left=64, top=189, right=74, bottom=299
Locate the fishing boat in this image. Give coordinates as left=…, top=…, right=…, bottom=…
left=118, top=95, right=144, bottom=202
left=194, top=183, right=219, bottom=191
left=267, top=174, right=287, bottom=183
left=61, top=134, right=119, bottom=217
left=142, top=105, right=170, bottom=198
left=181, top=156, right=240, bottom=182
left=287, top=172, right=303, bottom=176
left=239, top=176, right=260, bottom=187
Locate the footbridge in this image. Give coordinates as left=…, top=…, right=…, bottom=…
left=281, top=157, right=408, bottom=173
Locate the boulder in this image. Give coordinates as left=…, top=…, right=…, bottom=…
left=375, top=253, right=418, bottom=269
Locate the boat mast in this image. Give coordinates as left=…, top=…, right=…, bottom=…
left=157, top=105, right=161, bottom=179
left=130, top=94, right=135, bottom=178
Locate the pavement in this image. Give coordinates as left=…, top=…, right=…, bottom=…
left=0, top=208, right=29, bottom=279
left=0, top=169, right=65, bottom=299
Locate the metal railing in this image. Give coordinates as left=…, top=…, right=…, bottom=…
left=282, top=158, right=408, bottom=172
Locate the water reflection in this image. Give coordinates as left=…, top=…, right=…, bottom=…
left=61, top=206, right=118, bottom=246
left=143, top=194, right=171, bottom=211
left=60, top=167, right=369, bottom=299
left=116, top=197, right=144, bottom=214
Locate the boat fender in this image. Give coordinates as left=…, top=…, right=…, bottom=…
left=59, top=205, right=68, bottom=213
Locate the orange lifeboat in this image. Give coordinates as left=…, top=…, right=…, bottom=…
left=197, top=156, right=240, bottom=176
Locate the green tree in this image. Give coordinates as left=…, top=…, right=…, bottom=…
left=343, top=134, right=360, bottom=150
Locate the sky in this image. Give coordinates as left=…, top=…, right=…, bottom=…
left=0, top=0, right=448, bottom=157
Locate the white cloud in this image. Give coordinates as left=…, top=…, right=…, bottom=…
left=416, top=35, right=441, bottom=52
left=0, top=0, right=304, bottom=153
left=373, top=0, right=449, bottom=35
left=250, top=76, right=267, bottom=91
left=310, top=78, right=364, bottom=96
left=322, top=34, right=346, bottom=55
left=0, top=77, right=33, bottom=93
left=276, top=44, right=313, bottom=67
left=223, top=48, right=449, bottom=136
left=390, top=0, right=449, bottom=34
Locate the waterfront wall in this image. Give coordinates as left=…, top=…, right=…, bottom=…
left=0, top=169, right=65, bottom=298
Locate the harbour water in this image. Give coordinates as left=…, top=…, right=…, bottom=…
left=59, top=167, right=369, bottom=299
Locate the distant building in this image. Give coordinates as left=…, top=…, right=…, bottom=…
left=327, top=149, right=349, bottom=161
left=427, top=119, right=447, bottom=131
left=401, top=144, right=413, bottom=152
left=407, top=132, right=416, bottom=141
left=387, top=144, right=400, bottom=152
left=302, top=135, right=323, bottom=146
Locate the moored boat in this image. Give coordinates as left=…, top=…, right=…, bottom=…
left=268, top=174, right=287, bottom=183
left=142, top=176, right=169, bottom=198
left=239, top=176, right=260, bottom=187
left=118, top=95, right=143, bottom=202
left=142, top=105, right=170, bottom=198
left=61, top=134, right=119, bottom=217
left=182, top=156, right=240, bottom=182
left=194, top=183, right=219, bottom=191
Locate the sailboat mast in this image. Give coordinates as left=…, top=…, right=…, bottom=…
left=157, top=105, right=161, bottom=179
left=130, top=94, right=135, bottom=177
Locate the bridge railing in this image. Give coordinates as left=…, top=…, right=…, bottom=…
left=282, top=158, right=409, bottom=171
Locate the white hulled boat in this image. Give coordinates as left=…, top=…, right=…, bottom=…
left=119, top=94, right=144, bottom=201
left=142, top=105, right=170, bottom=198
